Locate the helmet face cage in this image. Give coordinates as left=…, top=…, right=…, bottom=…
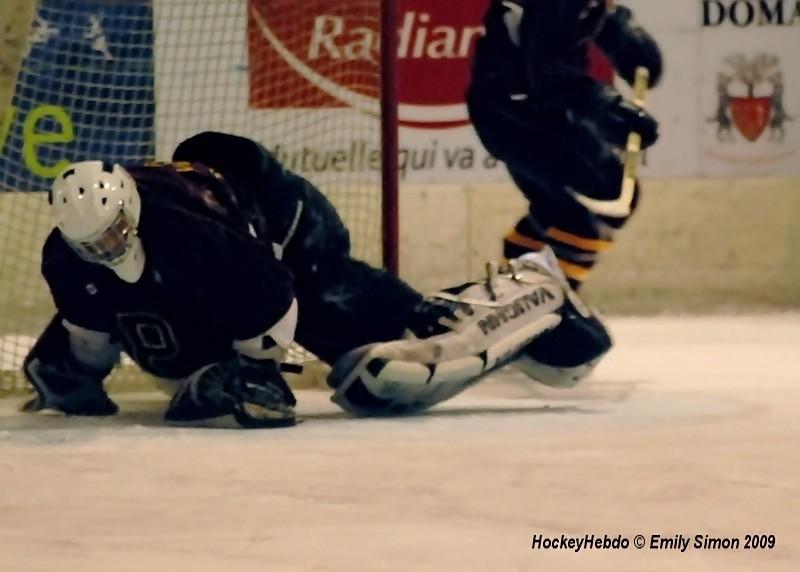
left=51, top=161, right=142, bottom=268
left=68, top=206, right=137, bottom=265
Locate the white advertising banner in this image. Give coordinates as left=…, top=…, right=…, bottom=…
left=626, top=0, right=800, bottom=179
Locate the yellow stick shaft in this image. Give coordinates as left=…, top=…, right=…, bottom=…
left=621, top=66, right=651, bottom=195
left=571, top=66, right=651, bottom=218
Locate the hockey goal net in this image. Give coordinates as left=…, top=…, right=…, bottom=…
left=0, top=0, right=398, bottom=394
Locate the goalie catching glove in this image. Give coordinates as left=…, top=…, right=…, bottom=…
left=328, top=248, right=611, bottom=416
left=165, top=356, right=297, bottom=429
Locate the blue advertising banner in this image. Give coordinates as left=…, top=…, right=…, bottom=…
left=0, top=0, right=155, bottom=192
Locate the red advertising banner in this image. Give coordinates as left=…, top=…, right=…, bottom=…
left=248, top=0, right=615, bottom=129
left=248, top=0, right=486, bottom=128
left=247, top=0, right=380, bottom=109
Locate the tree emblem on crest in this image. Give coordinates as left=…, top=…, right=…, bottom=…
left=709, top=53, right=793, bottom=143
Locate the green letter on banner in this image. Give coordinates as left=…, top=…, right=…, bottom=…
left=23, top=105, right=74, bottom=178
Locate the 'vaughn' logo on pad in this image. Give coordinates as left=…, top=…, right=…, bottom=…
left=478, top=288, right=557, bottom=336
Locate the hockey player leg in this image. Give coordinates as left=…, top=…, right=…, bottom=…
left=511, top=247, right=613, bottom=388
left=515, top=298, right=612, bottom=388
left=328, top=256, right=567, bottom=416
left=502, top=164, right=644, bottom=291
left=294, top=256, right=423, bottom=366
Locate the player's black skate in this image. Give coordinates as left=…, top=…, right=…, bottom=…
left=513, top=250, right=613, bottom=388
left=165, top=357, right=297, bottom=429
left=516, top=295, right=612, bottom=388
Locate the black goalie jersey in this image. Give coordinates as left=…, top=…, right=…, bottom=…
left=41, top=161, right=295, bottom=379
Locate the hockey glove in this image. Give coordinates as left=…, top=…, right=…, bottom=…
left=574, top=85, right=658, bottom=149
left=165, top=356, right=296, bottom=428
left=23, top=353, right=117, bottom=416
left=595, top=5, right=663, bottom=88
left=22, top=316, right=117, bottom=416
left=594, top=97, right=659, bottom=149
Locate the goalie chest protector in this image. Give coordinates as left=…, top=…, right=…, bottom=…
left=41, top=162, right=295, bottom=379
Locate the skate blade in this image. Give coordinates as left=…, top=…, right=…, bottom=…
left=233, top=401, right=298, bottom=429
left=166, top=412, right=301, bottom=430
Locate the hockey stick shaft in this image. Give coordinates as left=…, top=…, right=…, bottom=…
left=620, top=66, right=650, bottom=202
left=571, top=65, right=651, bottom=218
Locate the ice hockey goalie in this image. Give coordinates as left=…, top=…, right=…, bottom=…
left=24, top=132, right=611, bottom=428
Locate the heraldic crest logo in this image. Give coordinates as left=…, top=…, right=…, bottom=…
left=709, top=53, right=793, bottom=143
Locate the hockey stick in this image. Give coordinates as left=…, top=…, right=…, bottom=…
left=0, top=0, right=37, bottom=114
left=571, top=66, right=650, bottom=218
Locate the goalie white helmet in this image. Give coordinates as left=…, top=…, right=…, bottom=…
left=50, top=161, right=145, bottom=283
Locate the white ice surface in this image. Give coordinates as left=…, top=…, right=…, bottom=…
left=1, top=315, right=799, bottom=571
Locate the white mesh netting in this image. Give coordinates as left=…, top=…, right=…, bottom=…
left=0, top=0, right=388, bottom=393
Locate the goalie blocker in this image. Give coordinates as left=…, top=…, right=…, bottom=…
left=328, top=249, right=612, bottom=416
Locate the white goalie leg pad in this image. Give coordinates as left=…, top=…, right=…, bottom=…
left=329, top=260, right=567, bottom=416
